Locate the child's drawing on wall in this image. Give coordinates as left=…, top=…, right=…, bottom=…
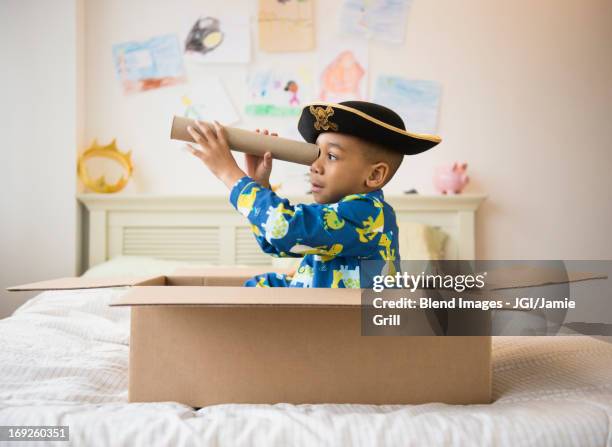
left=284, top=81, right=300, bottom=106
left=317, top=42, right=368, bottom=102
left=374, top=76, right=441, bottom=135
left=339, top=0, right=414, bottom=44
left=246, top=68, right=312, bottom=116
left=112, top=34, right=186, bottom=95
left=184, top=17, right=224, bottom=55
left=177, top=78, right=239, bottom=125
left=258, top=0, right=315, bottom=52
left=183, top=14, right=250, bottom=63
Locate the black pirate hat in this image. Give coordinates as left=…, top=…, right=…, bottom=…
left=297, top=101, right=441, bottom=155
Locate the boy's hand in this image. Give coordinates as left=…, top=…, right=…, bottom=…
left=186, top=120, right=246, bottom=189
left=286, top=265, right=297, bottom=279
left=245, top=129, right=277, bottom=189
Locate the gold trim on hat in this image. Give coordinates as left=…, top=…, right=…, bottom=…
left=303, top=101, right=441, bottom=143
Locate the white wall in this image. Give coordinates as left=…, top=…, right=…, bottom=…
left=0, top=0, right=83, bottom=318
left=84, top=0, right=612, bottom=260
left=1, top=0, right=610, bottom=316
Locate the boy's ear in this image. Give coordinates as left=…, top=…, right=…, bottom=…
left=365, top=162, right=390, bottom=189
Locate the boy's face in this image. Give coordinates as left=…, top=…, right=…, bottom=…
left=309, top=132, right=378, bottom=204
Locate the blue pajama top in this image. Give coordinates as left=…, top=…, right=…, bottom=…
left=229, top=176, right=400, bottom=288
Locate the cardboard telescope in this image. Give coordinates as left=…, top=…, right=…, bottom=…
left=170, top=116, right=320, bottom=166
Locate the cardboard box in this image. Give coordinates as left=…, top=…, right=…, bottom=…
left=8, top=265, right=606, bottom=407
left=8, top=267, right=491, bottom=406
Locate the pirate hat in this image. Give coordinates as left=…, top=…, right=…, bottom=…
left=297, top=101, right=441, bottom=155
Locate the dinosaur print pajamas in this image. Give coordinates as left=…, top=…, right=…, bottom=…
left=229, top=176, right=400, bottom=288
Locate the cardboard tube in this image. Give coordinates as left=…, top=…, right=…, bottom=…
left=171, top=116, right=319, bottom=166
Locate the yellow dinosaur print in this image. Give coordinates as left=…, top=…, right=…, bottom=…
left=338, top=196, right=386, bottom=243
left=378, top=233, right=396, bottom=261
left=289, top=243, right=343, bottom=261
left=340, top=193, right=366, bottom=203
left=263, top=203, right=295, bottom=240
left=317, top=244, right=344, bottom=261
left=237, top=187, right=260, bottom=216
left=279, top=203, right=295, bottom=216
left=290, top=264, right=314, bottom=287
left=256, top=276, right=270, bottom=287
left=378, top=233, right=397, bottom=276
left=331, top=265, right=361, bottom=288
left=251, top=224, right=261, bottom=237
left=331, top=270, right=343, bottom=288
left=323, top=208, right=345, bottom=230
left=356, top=203, right=385, bottom=243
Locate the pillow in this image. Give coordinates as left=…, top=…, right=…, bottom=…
left=398, top=222, right=448, bottom=260
left=81, top=256, right=218, bottom=278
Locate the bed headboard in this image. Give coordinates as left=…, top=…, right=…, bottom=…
left=77, top=193, right=486, bottom=271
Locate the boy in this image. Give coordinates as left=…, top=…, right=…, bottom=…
left=186, top=101, right=441, bottom=288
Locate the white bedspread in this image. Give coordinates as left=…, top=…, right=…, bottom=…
left=0, top=288, right=611, bottom=447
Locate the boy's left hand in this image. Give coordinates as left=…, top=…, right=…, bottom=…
left=186, top=120, right=246, bottom=189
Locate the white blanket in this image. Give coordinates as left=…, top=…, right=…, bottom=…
left=1, top=288, right=611, bottom=447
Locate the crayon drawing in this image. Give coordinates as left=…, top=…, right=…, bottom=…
left=374, top=76, right=441, bottom=135
left=317, top=41, right=368, bottom=102
left=184, top=14, right=250, bottom=63
left=246, top=67, right=313, bottom=117
left=339, top=0, right=413, bottom=44
left=177, top=78, right=239, bottom=126
left=112, top=34, right=187, bottom=95
left=258, top=0, right=315, bottom=52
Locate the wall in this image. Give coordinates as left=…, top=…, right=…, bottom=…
left=84, top=0, right=612, bottom=260
left=1, top=0, right=610, bottom=316
left=0, top=0, right=83, bottom=318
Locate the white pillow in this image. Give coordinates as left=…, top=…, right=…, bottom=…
left=81, top=256, right=216, bottom=278
left=398, top=222, right=448, bottom=260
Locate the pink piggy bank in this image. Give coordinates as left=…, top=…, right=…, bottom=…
left=433, top=162, right=469, bottom=194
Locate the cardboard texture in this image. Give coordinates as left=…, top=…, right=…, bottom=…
left=6, top=268, right=291, bottom=292
left=485, top=264, right=608, bottom=290
left=7, top=265, right=607, bottom=407
left=170, top=116, right=319, bottom=166
left=129, top=305, right=490, bottom=406
left=5, top=275, right=162, bottom=291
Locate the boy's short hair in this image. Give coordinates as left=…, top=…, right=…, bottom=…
left=357, top=139, right=404, bottom=187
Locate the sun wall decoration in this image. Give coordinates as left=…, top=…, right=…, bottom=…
left=77, top=139, right=133, bottom=193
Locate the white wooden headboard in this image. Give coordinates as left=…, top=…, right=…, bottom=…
left=77, top=194, right=486, bottom=270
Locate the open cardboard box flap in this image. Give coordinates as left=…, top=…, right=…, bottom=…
left=113, top=281, right=360, bottom=307
left=485, top=264, right=607, bottom=290
left=5, top=275, right=163, bottom=291
left=7, top=265, right=606, bottom=305
left=6, top=267, right=293, bottom=292
left=170, top=265, right=607, bottom=291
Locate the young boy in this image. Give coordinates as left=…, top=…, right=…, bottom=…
left=186, top=101, right=441, bottom=288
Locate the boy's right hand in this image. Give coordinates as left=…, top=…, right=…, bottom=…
left=246, top=129, right=277, bottom=189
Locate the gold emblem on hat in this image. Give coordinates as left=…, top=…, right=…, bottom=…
left=309, top=105, right=339, bottom=131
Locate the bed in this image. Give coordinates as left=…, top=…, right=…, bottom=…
left=1, top=278, right=611, bottom=446
left=1, top=194, right=611, bottom=446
